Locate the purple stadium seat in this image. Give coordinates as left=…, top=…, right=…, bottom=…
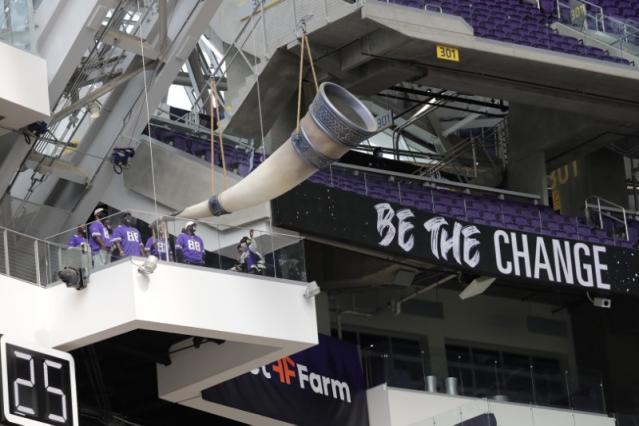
left=389, top=0, right=631, bottom=65
left=148, top=124, right=636, bottom=249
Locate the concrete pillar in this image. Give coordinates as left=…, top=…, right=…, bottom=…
left=315, top=292, right=331, bottom=336
left=505, top=104, right=553, bottom=203
left=550, top=149, right=627, bottom=217
left=506, top=102, right=622, bottom=206
left=507, top=149, right=548, bottom=205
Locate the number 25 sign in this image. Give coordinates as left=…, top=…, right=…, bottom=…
left=1, top=336, right=78, bottom=426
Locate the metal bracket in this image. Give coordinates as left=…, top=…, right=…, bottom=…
left=296, top=14, right=314, bottom=38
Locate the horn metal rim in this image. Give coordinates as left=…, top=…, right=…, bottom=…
left=310, top=82, right=378, bottom=148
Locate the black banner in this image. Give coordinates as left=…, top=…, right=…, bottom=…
left=201, top=335, right=369, bottom=426
left=273, top=183, right=639, bottom=296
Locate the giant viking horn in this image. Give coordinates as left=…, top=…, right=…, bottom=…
left=176, top=82, right=378, bottom=219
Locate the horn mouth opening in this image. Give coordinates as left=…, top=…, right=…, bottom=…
left=320, top=82, right=378, bottom=134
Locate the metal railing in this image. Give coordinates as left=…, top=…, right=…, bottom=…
left=413, top=120, right=508, bottom=181
left=584, top=195, right=635, bottom=242
left=0, top=224, right=83, bottom=287
left=557, top=0, right=639, bottom=56
left=557, top=0, right=605, bottom=32
left=330, top=161, right=539, bottom=202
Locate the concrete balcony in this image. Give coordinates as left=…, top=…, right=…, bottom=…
left=0, top=259, right=318, bottom=398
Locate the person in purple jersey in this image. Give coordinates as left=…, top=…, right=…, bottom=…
left=89, top=207, right=111, bottom=268
left=111, top=213, right=144, bottom=259
left=67, top=225, right=88, bottom=251
left=145, top=221, right=172, bottom=261
left=175, top=221, right=205, bottom=265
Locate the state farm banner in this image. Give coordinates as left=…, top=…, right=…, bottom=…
left=201, top=335, right=369, bottom=426
left=272, top=183, right=639, bottom=296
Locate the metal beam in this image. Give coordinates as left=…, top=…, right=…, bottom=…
left=60, top=0, right=224, bottom=231
left=49, top=61, right=156, bottom=123
left=158, top=0, right=168, bottom=52
left=102, top=29, right=161, bottom=60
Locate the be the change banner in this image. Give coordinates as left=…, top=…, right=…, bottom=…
left=273, top=182, right=639, bottom=296
left=201, top=335, right=369, bottom=426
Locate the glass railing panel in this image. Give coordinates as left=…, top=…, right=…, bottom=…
left=270, top=231, right=307, bottom=282
left=0, top=0, right=35, bottom=52
left=408, top=400, right=494, bottom=426
left=45, top=211, right=307, bottom=283
left=355, top=349, right=609, bottom=416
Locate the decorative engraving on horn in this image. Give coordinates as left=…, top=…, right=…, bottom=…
left=309, top=83, right=377, bottom=148
left=291, top=128, right=335, bottom=169
left=208, top=196, right=229, bottom=216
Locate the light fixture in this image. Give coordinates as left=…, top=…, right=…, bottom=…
left=587, top=292, right=611, bottom=309
left=459, top=276, right=496, bottom=300
left=137, top=255, right=158, bottom=275
left=58, top=267, right=87, bottom=290
left=304, top=281, right=321, bottom=299
left=88, top=101, right=102, bottom=119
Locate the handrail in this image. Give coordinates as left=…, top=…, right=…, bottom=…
left=584, top=195, right=631, bottom=240
left=333, top=162, right=541, bottom=202
left=413, top=119, right=506, bottom=178
left=557, top=0, right=605, bottom=31
left=0, top=223, right=67, bottom=249
left=557, top=0, right=639, bottom=54
left=149, top=114, right=254, bottom=150
left=391, top=95, right=444, bottom=161
left=424, top=137, right=474, bottom=176
left=585, top=195, right=627, bottom=211
left=550, top=21, right=636, bottom=66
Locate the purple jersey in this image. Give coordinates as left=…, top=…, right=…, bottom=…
left=176, top=233, right=205, bottom=264
left=145, top=236, right=171, bottom=261
left=88, top=220, right=110, bottom=253
left=112, top=225, right=142, bottom=257
left=242, top=245, right=261, bottom=269
left=67, top=234, right=86, bottom=249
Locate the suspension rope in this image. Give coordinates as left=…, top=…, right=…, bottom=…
left=303, top=35, right=319, bottom=91
left=295, top=34, right=320, bottom=133
left=211, top=76, right=228, bottom=189
left=209, top=77, right=216, bottom=193
left=136, top=0, right=159, bottom=221
left=295, top=36, right=306, bottom=133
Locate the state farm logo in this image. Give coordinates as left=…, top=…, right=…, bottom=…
left=251, top=357, right=352, bottom=403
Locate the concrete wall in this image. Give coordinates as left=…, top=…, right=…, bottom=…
left=0, top=41, right=49, bottom=130
left=550, top=149, right=627, bottom=216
